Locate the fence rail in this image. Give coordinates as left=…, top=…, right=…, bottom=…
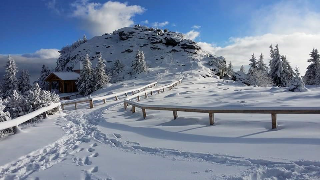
left=61, top=82, right=158, bottom=110
left=123, top=80, right=320, bottom=129
left=0, top=103, right=61, bottom=133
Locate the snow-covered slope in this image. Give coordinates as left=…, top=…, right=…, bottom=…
left=55, top=25, right=226, bottom=82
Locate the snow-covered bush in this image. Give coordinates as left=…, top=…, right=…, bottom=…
left=288, top=68, right=307, bottom=92
left=77, top=54, right=94, bottom=96
left=4, top=90, right=26, bottom=118
left=0, top=99, right=11, bottom=137
left=25, top=83, right=42, bottom=112
left=132, top=50, right=147, bottom=75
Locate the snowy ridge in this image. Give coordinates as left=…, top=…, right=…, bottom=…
left=0, top=103, right=60, bottom=131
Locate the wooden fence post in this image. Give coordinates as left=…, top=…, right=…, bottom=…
left=150, top=91, right=153, bottom=95
left=158, top=90, right=160, bottom=94
left=209, top=112, right=214, bottom=125
left=124, top=102, right=127, bottom=110
left=103, top=99, right=106, bottom=104
left=163, top=88, right=165, bottom=92
left=271, top=113, right=277, bottom=129
left=137, top=96, right=140, bottom=101
left=132, top=106, right=136, bottom=113
left=142, top=108, right=146, bottom=119
left=61, top=104, right=64, bottom=110
left=89, top=100, right=94, bottom=109
left=173, top=111, right=178, bottom=120
left=145, top=92, right=147, bottom=98
left=42, top=112, right=47, bottom=119
left=115, top=96, right=118, bottom=101
left=12, top=126, right=19, bottom=134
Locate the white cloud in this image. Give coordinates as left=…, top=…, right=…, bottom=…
left=152, top=21, right=169, bottom=27
left=71, top=1, right=145, bottom=35
left=198, top=1, right=320, bottom=73
left=192, top=25, right=201, bottom=29
left=184, top=30, right=200, bottom=41
left=199, top=33, right=320, bottom=73
left=0, top=49, right=59, bottom=83
left=46, top=0, right=61, bottom=14
left=22, top=49, right=60, bottom=59
left=251, top=1, right=320, bottom=35
left=141, top=20, right=149, bottom=24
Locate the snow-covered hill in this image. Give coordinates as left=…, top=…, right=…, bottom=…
left=55, top=25, right=226, bottom=82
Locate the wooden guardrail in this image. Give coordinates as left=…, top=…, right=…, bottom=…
left=124, top=80, right=320, bottom=129
left=61, top=82, right=157, bottom=110
left=0, top=103, right=61, bottom=134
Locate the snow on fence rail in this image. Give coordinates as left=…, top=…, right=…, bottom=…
left=124, top=80, right=320, bottom=129
left=0, top=103, right=61, bottom=133
left=61, top=82, right=157, bottom=110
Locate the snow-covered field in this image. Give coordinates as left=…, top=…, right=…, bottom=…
left=1, top=74, right=320, bottom=180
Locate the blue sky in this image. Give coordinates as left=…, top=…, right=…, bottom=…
left=0, top=0, right=283, bottom=54
left=1, top=0, right=320, bottom=81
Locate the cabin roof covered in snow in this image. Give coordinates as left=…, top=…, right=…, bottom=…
left=45, top=72, right=80, bottom=81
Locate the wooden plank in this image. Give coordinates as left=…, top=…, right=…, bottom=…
left=173, top=110, right=178, bottom=120
left=89, top=100, right=94, bottom=109
left=209, top=112, right=214, bottom=125
left=272, top=113, right=277, bottom=129
left=142, top=108, right=146, bottom=119
left=132, top=106, right=136, bottom=113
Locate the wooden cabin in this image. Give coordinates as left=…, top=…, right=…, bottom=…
left=45, top=72, right=80, bottom=93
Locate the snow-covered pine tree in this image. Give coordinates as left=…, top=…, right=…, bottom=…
left=132, top=50, right=147, bottom=75
left=240, top=65, right=246, bottom=73
left=227, top=61, right=234, bottom=76
left=257, top=53, right=268, bottom=72
left=288, top=68, right=307, bottom=92
left=26, top=83, right=42, bottom=112
left=94, top=54, right=109, bottom=91
left=2, top=55, right=18, bottom=98
left=111, top=59, right=125, bottom=82
left=83, top=34, right=87, bottom=43
left=247, top=53, right=272, bottom=87
left=304, top=48, right=320, bottom=85
left=77, top=54, right=94, bottom=96
left=269, top=44, right=283, bottom=86
left=281, top=55, right=295, bottom=87
left=4, top=90, right=26, bottom=118
left=38, top=65, right=51, bottom=90
left=18, top=70, right=32, bottom=94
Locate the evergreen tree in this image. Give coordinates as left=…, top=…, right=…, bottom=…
left=247, top=53, right=272, bottom=87
left=289, top=68, right=307, bottom=92
left=94, top=54, right=109, bottom=91
left=240, top=65, right=245, bottom=73
left=83, top=34, right=87, bottom=43
left=227, top=61, right=234, bottom=76
left=111, top=60, right=125, bottom=81
left=132, top=50, right=147, bottom=75
left=77, top=54, right=94, bottom=96
left=257, top=53, right=268, bottom=72
left=269, top=44, right=283, bottom=86
left=18, top=70, right=32, bottom=94
left=2, top=55, right=18, bottom=98
left=281, top=55, right=295, bottom=87
left=304, top=48, right=320, bottom=85
left=38, top=65, right=51, bottom=90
